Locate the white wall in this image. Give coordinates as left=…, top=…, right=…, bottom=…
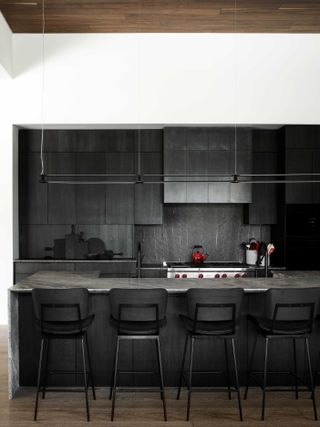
left=1, top=25, right=320, bottom=323
left=0, top=13, right=12, bottom=76
left=10, top=33, right=320, bottom=125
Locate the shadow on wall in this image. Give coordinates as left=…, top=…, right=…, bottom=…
left=135, top=204, right=271, bottom=264
left=13, top=34, right=100, bottom=77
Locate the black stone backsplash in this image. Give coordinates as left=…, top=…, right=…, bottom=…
left=135, top=204, right=271, bottom=264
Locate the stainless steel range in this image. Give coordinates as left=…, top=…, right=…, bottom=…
left=166, top=262, right=256, bottom=279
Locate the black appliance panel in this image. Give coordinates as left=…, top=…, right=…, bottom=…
left=286, top=204, right=320, bottom=237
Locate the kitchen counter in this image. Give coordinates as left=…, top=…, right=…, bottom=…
left=8, top=270, right=320, bottom=400
left=14, top=258, right=137, bottom=262
left=9, top=269, right=320, bottom=293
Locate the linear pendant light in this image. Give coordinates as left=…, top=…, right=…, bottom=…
left=39, top=0, right=319, bottom=186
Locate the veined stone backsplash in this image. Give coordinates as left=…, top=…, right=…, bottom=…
left=135, top=204, right=271, bottom=264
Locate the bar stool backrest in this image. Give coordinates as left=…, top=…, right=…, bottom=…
left=32, top=288, right=90, bottom=325
left=186, top=288, right=244, bottom=323
left=110, top=288, right=168, bottom=323
left=264, top=288, right=320, bottom=324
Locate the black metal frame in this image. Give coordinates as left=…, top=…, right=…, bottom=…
left=109, top=303, right=167, bottom=422
left=177, top=303, right=242, bottom=422
left=34, top=303, right=96, bottom=422
left=245, top=302, right=317, bottom=421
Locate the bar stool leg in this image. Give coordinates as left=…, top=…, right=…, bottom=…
left=231, top=338, right=243, bottom=421
left=224, top=338, right=231, bottom=400
left=155, top=337, right=167, bottom=421
left=81, top=337, right=90, bottom=422
left=186, top=336, right=195, bottom=421
left=177, top=334, right=189, bottom=400
left=42, top=338, right=50, bottom=399
left=261, top=337, right=269, bottom=421
left=305, top=337, right=318, bottom=421
left=111, top=337, right=120, bottom=421
left=109, top=339, right=118, bottom=400
left=34, top=338, right=45, bottom=421
left=292, top=338, right=298, bottom=400
left=85, top=334, right=96, bottom=400
left=244, top=333, right=258, bottom=400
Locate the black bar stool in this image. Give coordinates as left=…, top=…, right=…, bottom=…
left=177, top=288, right=244, bottom=421
left=244, top=287, right=320, bottom=421
left=108, top=288, right=168, bottom=421
left=32, top=288, right=96, bottom=421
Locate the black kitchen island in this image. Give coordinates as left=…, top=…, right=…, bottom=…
left=8, top=270, right=320, bottom=398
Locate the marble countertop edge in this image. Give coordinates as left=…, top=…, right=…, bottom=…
left=8, top=270, right=320, bottom=294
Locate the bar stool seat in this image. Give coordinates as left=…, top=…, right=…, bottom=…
left=109, top=316, right=166, bottom=335
left=180, top=314, right=235, bottom=335
left=177, top=288, right=244, bottom=422
left=245, top=287, right=320, bottom=421
left=109, top=288, right=168, bottom=421
left=250, top=316, right=313, bottom=335
left=34, top=314, right=94, bottom=336
left=32, top=288, right=96, bottom=422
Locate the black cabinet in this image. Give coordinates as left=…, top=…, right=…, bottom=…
left=244, top=130, right=282, bottom=224
left=135, top=152, right=163, bottom=224
left=285, top=126, right=320, bottom=204
left=19, top=153, right=48, bottom=225
left=76, top=153, right=106, bottom=224
left=164, top=127, right=252, bottom=203
left=106, top=152, right=135, bottom=225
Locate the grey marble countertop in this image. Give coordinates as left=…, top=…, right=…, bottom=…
left=14, top=258, right=136, bottom=263
left=8, top=270, right=320, bottom=293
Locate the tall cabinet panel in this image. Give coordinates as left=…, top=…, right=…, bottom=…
left=47, top=153, right=77, bottom=224
left=76, top=153, right=106, bottom=224
left=244, top=129, right=282, bottom=224
left=106, top=153, right=135, bottom=225
left=19, top=152, right=48, bottom=225
left=285, top=126, right=320, bottom=204
left=135, top=151, right=163, bottom=224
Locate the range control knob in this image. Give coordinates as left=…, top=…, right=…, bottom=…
left=198, top=273, right=204, bottom=279
left=214, top=274, right=220, bottom=279
left=235, top=273, right=241, bottom=278
left=242, top=273, right=248, bottom=278
left=175, top=273, right=180, bottom=279
left=222, top=273, right=228, bottom=279
left=182, top=273, right=188, bottom=279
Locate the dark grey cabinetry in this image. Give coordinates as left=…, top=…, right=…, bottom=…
left=76, top=153, right=106, bottom=224
left=163, top=127, right=252, bottom=203
left=106, top=152, right=135, bottom=225
left=244, top=130, right=281, bottom=224
left=19, top=152, right=48, bottom=225
left=134, top=131, right=163, bottom=224
left=285, top=126, right=320, bottom=204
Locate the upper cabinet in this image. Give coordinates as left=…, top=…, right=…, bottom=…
left=244, top=129, right=282, bottom=225
left=285, top=126, right=320, bottom=204
left=163, top=127, right=252, bottom=204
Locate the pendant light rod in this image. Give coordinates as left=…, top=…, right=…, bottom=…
left=39, top=0, right=45, bottom=177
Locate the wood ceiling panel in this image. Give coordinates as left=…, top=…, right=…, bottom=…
left=1, top=0, right=320, bottom=33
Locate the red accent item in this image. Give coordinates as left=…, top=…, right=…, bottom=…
left=191, top=245, right=209, bottom=264
left=235, top=273, right=241, bottom=278
left=182, top=274, right=188, bottom=278
left=214, top=274, right=220, bottom=279
left=198, top=274, right=204, bottom=279
left=175, top=274, right=180, bottom=279
left=222, top=273, right=228, bottom=278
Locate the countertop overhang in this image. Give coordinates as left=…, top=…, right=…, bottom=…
left=9, top=270, right=320, bottom=293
